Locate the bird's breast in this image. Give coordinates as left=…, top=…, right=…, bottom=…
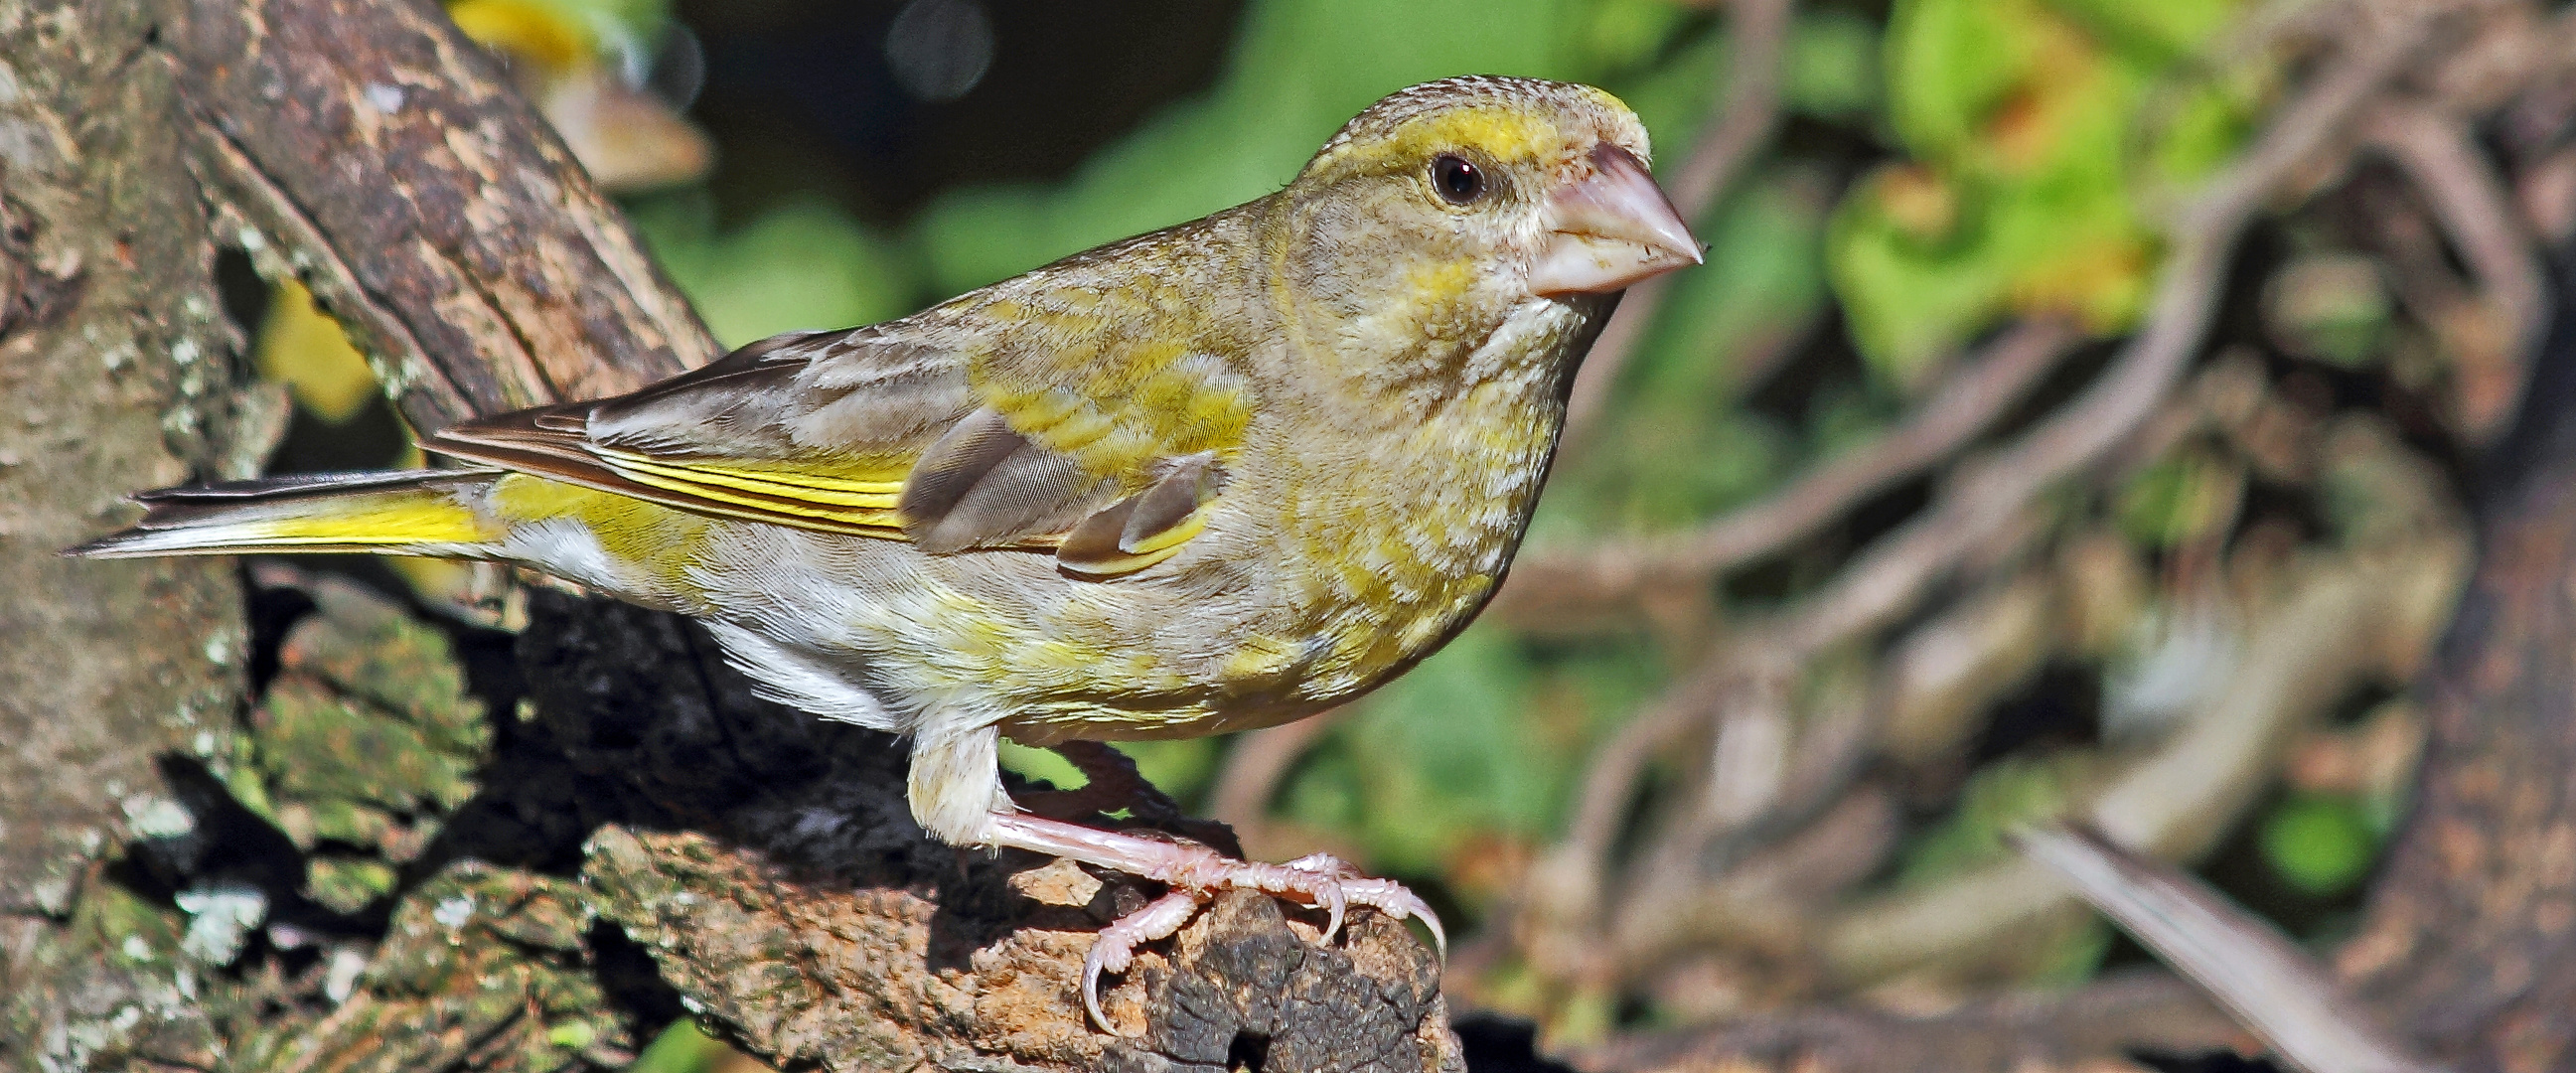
left=1255, top=365, right=1569, bottom=703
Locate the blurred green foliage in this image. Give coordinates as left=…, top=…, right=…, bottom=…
left=1832, top=0, right=2255, bottom=388
left=627, top=1020, right=731, bottom=1073
left=631, top=194, right=917, bottom=348
left=917, top=0, right=1588, bottom=296
left=2116, top=448, right=2243, bottom=549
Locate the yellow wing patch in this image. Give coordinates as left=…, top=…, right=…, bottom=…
left=587, top=446, right=917, bottom=538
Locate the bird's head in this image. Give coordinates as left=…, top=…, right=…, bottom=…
left=1270, top=77, right=1701, bottom=385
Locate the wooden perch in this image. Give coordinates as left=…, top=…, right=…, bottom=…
left=0, top=0, right=1454, bottom=1069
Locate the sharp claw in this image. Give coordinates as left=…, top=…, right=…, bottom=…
left=1318, top=882, right=1348, bottom=945
left=1083, top=950, right=1116, bottom=1034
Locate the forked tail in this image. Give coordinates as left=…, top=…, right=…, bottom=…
left=68, top=470, right=508, bottom=559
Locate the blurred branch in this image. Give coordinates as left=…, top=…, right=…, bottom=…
left=2360, top=98, right=2550, bottom=443
left=1824, top=531, right=2467, bottom=984
left=1570, top=971, right=2244, bottom=1073
left=2338, top=120, right=2576, bottom=1072
left=1559, top=0, right=1794, bottom=451
left=2016, top=825, right=2448, bottom=1073
left=1494, top=317, right=2083, bottom=627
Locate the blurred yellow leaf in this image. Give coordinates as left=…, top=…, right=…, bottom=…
left=255, top=280, right=379, bottom=424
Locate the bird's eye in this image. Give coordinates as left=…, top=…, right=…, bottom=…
left=1431, top=154, right=1484, bottom=205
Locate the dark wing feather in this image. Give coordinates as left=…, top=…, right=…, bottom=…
left=900, top=408, right=1110, bottom=552
left=1056, top=453, right=1224, bottom=576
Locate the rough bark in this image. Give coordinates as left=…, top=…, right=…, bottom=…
left=2336, top=243, right=2576, bottom=1073
left=0, top=1, right=1454, bottom=1070
left=0, top=0, right=280, bottom=1064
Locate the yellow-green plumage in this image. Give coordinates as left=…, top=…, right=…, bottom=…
left=76, top=76, right=1696, bottom=863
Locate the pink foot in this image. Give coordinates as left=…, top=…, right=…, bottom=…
left=985, top=812, right=1443, bottom=1033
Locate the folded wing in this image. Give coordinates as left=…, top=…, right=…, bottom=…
left=424, top=315, right=1248, bottom=577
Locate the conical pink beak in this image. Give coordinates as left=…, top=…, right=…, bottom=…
left=1527, top=144, right=1703, bottom=297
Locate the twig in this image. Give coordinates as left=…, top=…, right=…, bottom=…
left=1559, top=0, right=1795, bottom=451
left=2360, top=98, right=2551, bottom=442
left=1494, top=318, right=2082, bottom=626
left=2016, top=825, right=2450, bottom=1073
left=1607, top=782, right=1901, bottom=970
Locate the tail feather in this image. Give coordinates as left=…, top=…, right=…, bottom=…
left=69, top=470, right=506, bottom=558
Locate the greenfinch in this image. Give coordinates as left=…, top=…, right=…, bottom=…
left=76, top=76, right=1700, bottom=1028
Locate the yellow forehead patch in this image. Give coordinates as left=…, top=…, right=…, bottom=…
left=1407, top=106, right=1566, bottom=163
left=1313, top=104, right=1570, bottom=177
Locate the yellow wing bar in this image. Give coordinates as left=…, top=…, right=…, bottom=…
left=590, top=447, right=911, bottom=536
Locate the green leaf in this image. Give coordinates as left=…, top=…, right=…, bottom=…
left=1835, top=0, right=2244, bottom=376
left=996, top=738, right=1220, bottom=810
left=1119, top=738, right=1223, bottom=808
left=2261, top=794, right=2377, bottom=897
left=1827, top=165, right=2013, bottom=387
left=630, top=1021, right=733, bottom=1073
left=1885, top=0, right=2050, bottom=159
left=997, top=740, right=1085, bottom=790
left=1575, top=0, right=1694, bottom=75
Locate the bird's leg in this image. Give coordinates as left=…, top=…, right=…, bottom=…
left=983, top=810, right=1443, bottom=1032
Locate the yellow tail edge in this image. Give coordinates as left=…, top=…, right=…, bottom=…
left=68, top=470, right=504, bottom=559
